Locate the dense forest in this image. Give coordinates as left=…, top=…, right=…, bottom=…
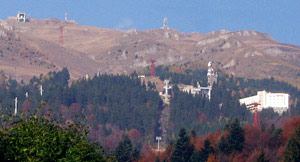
left=1, top=114, right=299, bottom=161
left=154, top=65, right=300, bottom=138
left=0, top=68, right=163, bottom=149
left=142, top=117, right=300, bottom=162
left=0, top=65, right=299, bottom=161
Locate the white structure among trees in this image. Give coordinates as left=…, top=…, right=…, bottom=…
left=239, top=90, right=289, bottom=115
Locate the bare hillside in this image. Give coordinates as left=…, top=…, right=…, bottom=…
left=1, top=18, right=299, bottom=87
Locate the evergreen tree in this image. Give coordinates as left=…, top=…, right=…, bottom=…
left=114, top=134, right=140, bottom=162
left=132, top=147, right=141, bottom=161
left=218, top=135, right=230, bottom=154
left=162, top=158, right=168, bottom=162
left=190, top=151, right=201, bottom=162
left=171, top=128, right=194, bottom=162
left=284, top=125, right=300, bottom=162
left=225, top=118, right=245, bottom=153
left=155, top=157, right=161, bottom=162
left=191, top=139, right=214, bottom=162
left=257, top=149, right=269, bottom=162
left=199, top=139, right=214, bottom=161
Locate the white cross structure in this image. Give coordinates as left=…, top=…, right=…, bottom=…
left=14, top=97, right=18, bottom=116
left=156, top=136, right=162, bottom=152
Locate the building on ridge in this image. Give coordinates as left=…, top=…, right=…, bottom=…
left=17, top=12, right=27, bottom=22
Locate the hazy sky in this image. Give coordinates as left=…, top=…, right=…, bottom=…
left=1, top=0, right=300, bottom=45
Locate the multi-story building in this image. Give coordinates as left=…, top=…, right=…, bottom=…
left=239, top=90, right=289, bottom=115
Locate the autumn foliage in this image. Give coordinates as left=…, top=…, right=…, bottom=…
left=139, top=116, right=300, bottom=162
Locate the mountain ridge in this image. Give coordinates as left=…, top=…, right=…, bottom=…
left=0, top=17, right=299, bottom=87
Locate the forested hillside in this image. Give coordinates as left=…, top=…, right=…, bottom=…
left=142, top=117, right=300, bottom=162
left=155, top=65, right=300, bottom=138
left=0, top=68, right=162, bottom=149
left=0, top=66, right=300, bottom=158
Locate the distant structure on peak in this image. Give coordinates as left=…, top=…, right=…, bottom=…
left=64, top=11, right=77, bottom=23
left=17, top=12, right=27, bottom=22
left=161, top=18, right=169, bottom=29
left=65, top=11, right=68, bottom=21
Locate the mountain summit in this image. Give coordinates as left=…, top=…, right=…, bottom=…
left=0, top=18, right=299, bottom=86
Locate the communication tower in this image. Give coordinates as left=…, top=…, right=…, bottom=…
left=65, top=11, right=68, bottom=21
left=161, top=18, right=169, bottom=29
left=207, top=61, right=218, bottom=86
left=150, top=59, right=156, bottom=76
left=59, top=26, right=64, bottom=45
left=17, top=12, right=26, bottom=22
left=251, top=103, right=261, bottom=128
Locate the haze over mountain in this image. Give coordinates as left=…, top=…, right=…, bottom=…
left=0, top=17, right=300, bottom=87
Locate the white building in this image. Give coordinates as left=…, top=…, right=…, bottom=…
left=239, top=90, right=289, bottom=115
left=179, top=62, right=217, bottom=100
left=180, top=82, right=211, bottom=100
left=17, top=12, right=26, bottom=22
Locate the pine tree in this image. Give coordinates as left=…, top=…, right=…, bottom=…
left=257, top=149, right=269, bottom=162
left=171, top=128, right=194, bottom=162
left=155, top=157, right=161, bottom=162
left=114, top=135, right=134, bottom=162
left=218, top=135, right=230, bottom=154
left=284, top=125, right=300, bottom=162
left=190, top=150, right=201, bottom=162
left=225, top=118, right=245, bottom=153
left=199, top=139, right=214, bottom=161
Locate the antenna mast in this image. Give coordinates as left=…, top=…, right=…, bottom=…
left=65, top=11, right=68, bottom=21
left=252, top=103, right=261, bottom=128
left=161, top=18, right=169, bottom=29
left=59, top=26, right=64, bottom=45
left=150, top=59, right=156, bottom=76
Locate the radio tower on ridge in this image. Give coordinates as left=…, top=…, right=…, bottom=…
left=150, top=59, right=156, bottom=77
left=59, top=25, right=64, bottom=45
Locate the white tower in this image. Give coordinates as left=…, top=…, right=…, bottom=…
left=163, top=80, right=172, bottom=101
left=25, top=92, right=28, bottom=98
left=161, top=18, right=169, bottom=29
left=14, top=97, right=18, bottom=116
left=17, top=12, right=26, bottom=22
left=65, top=11, right=68, bottom=21
left=40, top=85, right=43, bottom=96
left=207, top=62, right=217, bottom=87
